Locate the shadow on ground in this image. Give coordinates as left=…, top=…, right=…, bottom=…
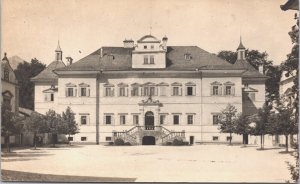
left=1, top=170, right=136, bottom=182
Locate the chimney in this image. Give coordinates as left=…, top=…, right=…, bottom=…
left=66, top=57, right=73, bottom=66
left=259, top=65, right=264, bottom=74
left=162, top=36, right=168, bottom=50
left=123, top=39, right=134, bottom=48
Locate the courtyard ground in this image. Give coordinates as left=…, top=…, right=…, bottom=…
left=1, top=144, right=295, bottom=182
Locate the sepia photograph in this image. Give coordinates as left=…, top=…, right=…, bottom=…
left=1, top=0, right=299, bottom=182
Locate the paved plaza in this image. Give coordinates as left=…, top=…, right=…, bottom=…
left=1, top=144, right=295, bottom=182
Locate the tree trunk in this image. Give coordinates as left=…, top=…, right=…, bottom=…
left=260, top=134, right=264, bottom=149
left=229, top=132, right=232, bottom=145
left=285, top=135, right=289, bottom=152
left=34, top=132, right=37, bottom=150
left=5, top=135, right=10, bottom=153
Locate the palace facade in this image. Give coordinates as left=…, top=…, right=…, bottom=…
left=32, top=35, right=267, bottom=145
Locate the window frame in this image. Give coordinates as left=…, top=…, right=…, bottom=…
left=144, top=55, right=149, bottom=64
left=187, top=115, right=193, bottom=125
left=173, top=115, right=180, bottom=125
left=150, top=55, right=154, bottom=64
left=120, top=115, right=126, bottom=125
left=81, top=115, right=87, bottom=125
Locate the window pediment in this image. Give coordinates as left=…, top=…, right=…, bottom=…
left=157, top=82, right=169, bottom=86
left=131, top=83, right=141, bottom=86
left=171, top=82, right=182, bottom=86
left=143, top=82, right=156, bottom=86
left=65, top=83, right=76, bottom=87
left=224, top=81, right=235, bottom=86
left=2, top=90, right=13, bottom=98
left=104, top=83, right=114, bottom=87
left=118, top=82, right=128, bottom=87
left=79, top=83, right=90, bottom=87
left=210, top=81, right=222, bottom=86
left=185, top=82, right=196, bottom=86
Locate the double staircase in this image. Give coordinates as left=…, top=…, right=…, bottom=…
left=113, top=125, right=186, bottom=145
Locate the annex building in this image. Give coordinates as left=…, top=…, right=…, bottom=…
left=32, top=35, right=267, bottom=145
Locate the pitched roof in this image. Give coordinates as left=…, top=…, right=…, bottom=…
left=57, top=46, right=244, bottom=72
left=234, top=59, right=266, bottom=78
left=31, top=60, right=65, bottom=82
left=237, top=41, right=245, bottom=50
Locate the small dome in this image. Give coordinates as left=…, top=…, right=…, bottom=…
left=137, top=35, right=160, bottom=43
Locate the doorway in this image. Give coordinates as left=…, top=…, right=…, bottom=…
left=145, top=111, right=154, bottom=130
left=243, top=134, right=249, bottom=144
left=142, top=136, right=156, bottom=145
left=189, top=136, right=194, bottom=145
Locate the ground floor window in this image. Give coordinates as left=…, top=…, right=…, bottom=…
left=105, top=115, right=112, bottom=125
left=81, top=137, right=87, bottom=141
left=106, top=137, right=112, bottom=141
left=160, top=115, right=166, bottom=125
left=133, top=115, right=139, bottom=125
left=227, top=136, right=232, bottom=141
left=68, top=137, right=73, bottom=141
left=187, top=115, right=193, bottom=124
left=212, top=136, right=219, bottom=141
left=120, top=115, right=126, bottom=125
left=173, top=115, right=179, bottom=125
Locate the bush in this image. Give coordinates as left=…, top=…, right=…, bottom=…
left=114, top=138, right=125, bottom=145
left=108, top=142, right=114, bottom=146
left=124, top=142, right=131, bottom=146
left=165, top=142, right=172, bottom=146
left=172, top=139, right=189, bottom=146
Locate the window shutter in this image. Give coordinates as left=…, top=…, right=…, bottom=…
left=79, top=88, right=81, bottom=97
left=44, top=94, right=48, bottom=101
left=155, top=87, right=158, bottom=96
left=126, top=88, right=129, bottom=97
left=131, top=89, right=133, bottom=96
left=112, top=88, right=115, bottom=96
left=223, top=86, right=226, bottom=96
left=87, top=116, right=90, bottom=125
left=232, top=86, right=235, bottom=96
left=103, top=115, right=106, bottom=125
left=65, top=88, right=68, bottom=97
left=88, top=88, right=90, bottom=96
left=185, top=86, right=187, bottom=96
left=75, top=88, right=77, bottom=97
left=180, top=87, right=182, bottom=96
left=193, top=86, right=196, bottom=96
left=141, top=87, right=144, bottom=96
left=219, top=86, right=222, bottom=96
left=210, top=86, right=213, bottom=96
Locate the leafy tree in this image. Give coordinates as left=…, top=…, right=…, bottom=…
left=24, top=112, right=48, bottom=149
left=14, top=58, right=46, bottom=109
left=287, top=144, right=299, bottom=183
left=62, top=107, right=79, bottom=143
left=217, top=49, right=281, bottom=102
left=234, top=113, right=251, bottom=145
left=249, top=104, right=272, bottom=149
left=1, top=103, right=23, bottom=152
left=45, top=109, right=66, bottom=147
left=272, top=103, right=298, bottom=152
left=218, top=104, right=238, bottom=145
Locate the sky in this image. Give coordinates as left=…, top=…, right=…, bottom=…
left=1, top=0, right=296, bottom=66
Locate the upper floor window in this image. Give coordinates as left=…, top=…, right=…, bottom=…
left=160, top=115, right=166, bottom=125
left=150, top=56, right=154, bottom=64
left=4, top=69, right=9, bottom=81
left=133, top=115, right=139, bottom=125
left=81, top=115, right=87, bottom=125
left=143, top=82, right=156, bottom=96
left=104, top=83, right=115, bottom=97
left=158, top=82, right=168, bottom=96
left=104, top=114, right=113, bottom=125
left=120, top=115, right=126, bottom=125
left=173, top=115, right=180, bottom=125
left=185, top=82, right=196, bottom=96
left=119, top=87, right=126, bottom=96
left=210, top=81, right=222, bottom=96
left=131, top=83, right=140, bottom=96
left=44, top=93, right=54, bottom=102
left=223, top=81, right=235, bottom=96
left=184, top=53, right=192, bottom=60
left=212, top=114, right=220, bottom=125
left=79, top=83, right=90, bottom=97
left=144, top=55, right=149, bottom=64
left=144, top=45, right=147, bottom=49
left=65, top=83, right=77, bottom=97
left=171, top=82, right=182, bottom=96
left=118, top=83, right=128, bottom=97
left=151, top=45, right=154, bottom=49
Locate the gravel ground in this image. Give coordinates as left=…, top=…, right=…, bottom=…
left=1, top=144, right=295, bottom=182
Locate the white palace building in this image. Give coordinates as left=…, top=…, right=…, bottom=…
left=32, top=35, right=267, bottom=145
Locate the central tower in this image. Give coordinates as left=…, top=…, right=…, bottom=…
left=131, top=35, right=168, bottom=69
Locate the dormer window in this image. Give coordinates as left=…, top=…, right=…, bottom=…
left=184, top=53, right=192, bottom=60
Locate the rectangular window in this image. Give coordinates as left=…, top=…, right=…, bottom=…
left=213, top=115, right=219, bottom=125
left=144, top=45, right=147, bottom=49
left=144, top=87, right=149, bottom=96
left=160, top=86, right=166, bottom=96
left=225, top=86, right=231, bottom=95
left=68, top=137, right=73, bottom=141
left=50, top=93, right=54, bottom=101
left=150, top=56, right=154, bottom=64
left=106, top=137, right=112, bottom=141
left=81, top=137, right=87, bottom=141
left=213, top=86, right=219, bottom=95
left=173, top=87, right=179, bottom=96
left=132, top=87, right=139, bottom=96
left=151, top=45, right=154, bottom=49
left=213, top=136, right=219, bottom=141
left=150, top=87, right=155, bottom=96
left=67, top=88, right=74, bottom=97
left=144, top=55, right=148, bottom=64
left=173, top=115, right=179, bottom=125
left=105, top=88, right=113, bottom=97
left=187, top=87, right=193, bottom=96
left=120, top=115, right=126, bottom=125
left=105, top=115, right=112, bottom=125
left=160, top=115, right=166, bottom=125
left=187, top=115, right=193, bottom=125
left=119, top=87, right=125, bottom=96
left=81, top=116, right=87, bottom=125
left=133, top=115, right=139, bottom=125
left=81, top=88, right=87, bottom=96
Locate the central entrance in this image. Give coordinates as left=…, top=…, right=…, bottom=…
left=142, top=136, right=156, bottom=145
left=145, top=111, right=154, bottom=130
